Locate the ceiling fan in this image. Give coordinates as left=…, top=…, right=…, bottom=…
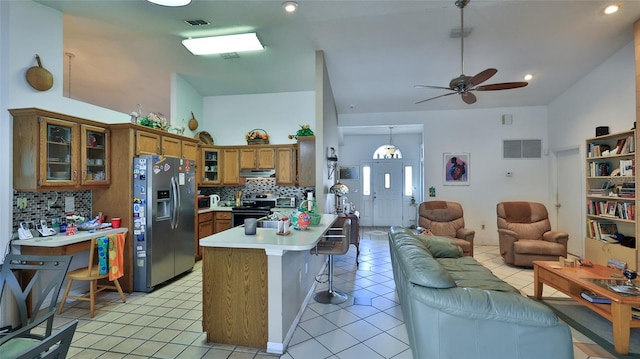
left=415, top=0, right=528, bottom=105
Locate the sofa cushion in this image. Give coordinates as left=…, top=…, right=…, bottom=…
left=393, top=235, right=456, bottom=289
left=416, top=235, right=463, bottom=258
left=438, top=257, right=519, bottom=293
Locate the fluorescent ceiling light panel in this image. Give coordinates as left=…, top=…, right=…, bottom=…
left=147, top=0, right=191, bottom=6
left=182, top=33, right=264, bottom=55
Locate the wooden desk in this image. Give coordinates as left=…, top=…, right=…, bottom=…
left=334, top=213, right=360, bottom=265
left=11, top=228, right=129, bottom=314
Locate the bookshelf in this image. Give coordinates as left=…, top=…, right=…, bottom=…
left=585, top=129, right=638, bottom=269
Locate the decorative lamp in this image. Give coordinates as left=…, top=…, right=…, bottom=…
left=330, top=182, right=349, bottom=213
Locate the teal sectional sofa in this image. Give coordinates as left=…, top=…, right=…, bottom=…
left=388, top=226, right=573, bottom=359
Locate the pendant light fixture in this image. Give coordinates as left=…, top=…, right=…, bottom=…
left=384, top=127, right=400, bottom=158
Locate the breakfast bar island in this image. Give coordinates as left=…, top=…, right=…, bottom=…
left=199, top=214, right=338, bottom=354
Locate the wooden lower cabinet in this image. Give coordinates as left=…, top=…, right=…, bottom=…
left=585, top=237, right=637, bottom=268
left=197, top=212, right=214, bottom=260
left=214, top=212, right=232, bottom=233
left=202, top=247, right=268, bottom=348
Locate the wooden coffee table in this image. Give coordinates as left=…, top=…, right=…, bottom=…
left=533, top=260, right=640, bottom=355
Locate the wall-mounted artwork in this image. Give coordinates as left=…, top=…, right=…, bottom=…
left=339, top=166, right=359, bottom=180
left=444, top=153, right=469, bottom=185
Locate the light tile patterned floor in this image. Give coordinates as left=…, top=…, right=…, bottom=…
left=51, top=227, right=616, bottom=358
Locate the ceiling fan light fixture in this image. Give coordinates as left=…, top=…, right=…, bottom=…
left=604, top=4, right=620, bottom=15
left=283, top=1, right=298, bottom=13
left=147, top=0, right=191, bottom=6
left=182, top=33, right=264, bottom=55
left=524, top=74, right=533, bottom=81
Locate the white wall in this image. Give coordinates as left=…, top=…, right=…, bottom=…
left=341, top=106, right=549, bottom=245
left=202, top=91, right=315, bottom=146
left=339, top=133, right=422, bottom=226
left=548, top=40, right=636, bottom=246
left=172, top=73, right=203, bottom=138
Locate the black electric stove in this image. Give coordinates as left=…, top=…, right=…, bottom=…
left=231, top=194, right=277, bottom=227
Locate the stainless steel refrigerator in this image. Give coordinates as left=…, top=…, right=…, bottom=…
left=132, top=155, right=195, bottom=292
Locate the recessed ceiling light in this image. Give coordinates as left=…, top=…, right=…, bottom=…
left=604, top=4, right=620, bottom=15
left=524, top=74, right=533, bottom=81
left=147, top=0, right=191, bottom=6
left=283, top=1, right=298, bottom=13
left=182, top=33, right=264, bottom=55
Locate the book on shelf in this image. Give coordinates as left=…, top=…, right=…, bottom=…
left=589, top=162, right=611, bottom=177
left=615, top=138, right=627, bottom=154
left=597, top=221, right=618, bottom=241
left=620, top=159, right=635, bottom=176
left=580, top=291, right=611, bottom=304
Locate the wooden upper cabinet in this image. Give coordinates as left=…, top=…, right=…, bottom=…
left=135, top=128, right=198, bottom=159
left=297, top=137, right=316, bottom=187
left=80, top=124, right=111, bottom=186
left=182, top=141, right=198, bottom=161
left=222, top=148, right=240, bottom=185
left=200, top=147, right=221, bottom=186
left=240, top=147, right=275, bottom=169
left=276, top=146, right=295, bottom=185
left=162, top=136, right=181, bottom=157
left=136, top=130, right=161, bottom=155
left=10, top=108, right=110, bottom=191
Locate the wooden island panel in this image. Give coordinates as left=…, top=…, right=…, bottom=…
left=202, top=247, right=268, bottom=348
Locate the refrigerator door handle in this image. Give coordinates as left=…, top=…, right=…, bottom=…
left=174, top=176, right=181, bottom=229
left=169, top=176, right=177, bottom=229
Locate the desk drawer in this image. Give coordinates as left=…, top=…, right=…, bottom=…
left=538, top=268, right=571, bottom=292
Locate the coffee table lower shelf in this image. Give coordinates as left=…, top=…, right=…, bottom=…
left=533, top=260, right=640, bottom=355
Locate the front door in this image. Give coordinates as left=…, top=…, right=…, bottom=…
left=361, top=161, right=403, bottom=227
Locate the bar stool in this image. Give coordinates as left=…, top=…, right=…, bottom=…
left=311, top=219, right=351, bottom=304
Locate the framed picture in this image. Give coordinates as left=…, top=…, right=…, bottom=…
left=444, top=152, right=469, bottom=185
left=339, top=166, right=359, bottom=180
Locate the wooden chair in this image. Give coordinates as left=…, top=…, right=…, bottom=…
left=310, top=219, right=351, bottom=304
left=58, top=234, right=126, bottom=317
left=3, top=320, right=78, bottom=359
left=0, top=254, right=72, bottom=347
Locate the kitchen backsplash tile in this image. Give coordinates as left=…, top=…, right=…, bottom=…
left=199, top=178, right=313, bottom=204
left=13, top=190, right=92, bottom=229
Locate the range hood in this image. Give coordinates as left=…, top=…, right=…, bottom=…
left=239, top=169, right=276, bottom=178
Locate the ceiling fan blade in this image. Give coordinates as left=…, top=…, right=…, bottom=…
left=475, top=82, right=528, bottom=91
left=461, top=91, right=476, bottom=104
left=468, top=68, right=497, bottom=87
left=415, top=85, right=454, bottom=91
left=415, top=91, right=458, bottom=104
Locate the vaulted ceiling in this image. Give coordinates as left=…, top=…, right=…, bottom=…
left=37, top=0, right=640, bottom=126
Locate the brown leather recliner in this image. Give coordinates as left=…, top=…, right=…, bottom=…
left=497, top=201, right=568, bottom=267
left=418, top=201, right=475, bottom=256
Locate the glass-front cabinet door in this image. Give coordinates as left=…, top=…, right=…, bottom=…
left=81, top=125, right=110, bottom=185
left=40, top=117, right=78, bottom=186
left=201, top=148, right=221, bottom=185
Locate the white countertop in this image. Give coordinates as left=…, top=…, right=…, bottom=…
left=198, top=206, right=232, bottom=214
left=11, top=227, right=129, bottom=247
left=199, top=214, right=338, bottom=252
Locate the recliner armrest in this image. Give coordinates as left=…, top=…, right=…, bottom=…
left=456, top=228, right=475, bottom=242
left=542, top=231, right=569, bottom=245
left=497, top=228, right=519, bottom=240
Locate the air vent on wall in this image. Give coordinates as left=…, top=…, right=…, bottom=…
left=184, top=19, right=210, bottom=26
left=220, top=52, right=240, bottom=59
left=503, top=139, right=542, bottom=159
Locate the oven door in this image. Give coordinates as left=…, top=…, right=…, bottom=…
left=232, top=210, right=271, bottom=227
